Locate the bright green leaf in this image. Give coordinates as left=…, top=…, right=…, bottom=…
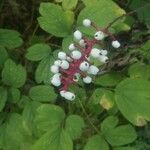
left=38, top=3, right=72, bottom=37
left=29, top=85, right=57, bottom=103
left=65, top=115, right=85, bottom=140
left=62, top=0, right=78, bottom=10
left=84, top=135, right=109, bottom=150
left=34, top=104, right=65, bottom=132
left=2, top=59, right=27, bottom=88
left=115, top=78, right=150, bottom=126
left=26, top=43, right=51, bottom=61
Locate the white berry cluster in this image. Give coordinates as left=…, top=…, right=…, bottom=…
left=50, top=18, right=121, bottom=101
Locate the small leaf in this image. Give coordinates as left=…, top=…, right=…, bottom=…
left=8, top=87, right=20, bottom=103
left=84, top=135, right=109, bottom=150
left=35, top=56, right=54, bottom=84
left=115, top=78, right=150, bottom=126
left=65, top=115, right=85, bottom=140
left=2, top=59, right=27, bottom=88
left=26, top=43, right=51, bottom=61
left=0, top=29, right=23, bottom=49
left=34, top=104, right=65, bottom=132
left=32, top=127, right=73, bottom=150
left=0, top=87, right=7, bottom=112
left=29, top=85, right=57, bottom=103
left=38, top=3, right=72, bottom=37
left=62, top=0, right=78, bottom=10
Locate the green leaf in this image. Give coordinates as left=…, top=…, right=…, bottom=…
left=38, top=3, right=72, bottom=37
left=34, top=104, right=65, bottom=132
left=114, top=147, right=138, bottom=150
left=32, top=127, right=73, bottom=150
left=95, top=72, right=124, bottom=87
left=62, top=0, right=78, bottom=10
left=65, top=115, right=85, bottom=140
left=115, top=78, right=150, bottom=126
left=101, top=116, right=119, bottom=133
left=84, top=135, right=109, bottom=150
left=0, top=46, right=8, bottom=68
left=29, top=85, right=57, bottom=103
left=103, top=125, right=137, bottom=146
left=128, top=62, right=150, bottom=80
left=0, top=29, right=23, bottom=49
left=26, top=43, right=51, bottom=61
left=78, top=0, right=127, bottom=34
left=35, top=56, right=54, bottom=84
left=62, top=35, right=73, bottom=52
left=8, top=87, right=20, bottom=103
left=2, top=59, right=27, bottom=88
left=0, top=87, right=7, bottom=112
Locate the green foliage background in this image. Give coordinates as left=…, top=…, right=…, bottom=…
left=0, top=0, right=150, bottom=150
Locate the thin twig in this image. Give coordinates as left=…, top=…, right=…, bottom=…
left=106, top=3, right=150, bottom=30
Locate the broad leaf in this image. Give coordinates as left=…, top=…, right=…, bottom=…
left=0, top=29, right=23, bottom=49
left=115, top=78, right=150, bottom=126
left=84, top=135, right=109, bottom=150
left=29, top=85, right=57, bottom=103
left=62, top=0, right=78, bottom=10
left=34, top=104, right=65, bottom=132
left=2, top=59, right=27, bottom=88
left=38, top=3, right=72, bottom=37
left=26, top=43, right=51, bottom=61
left=65, top=115, right=85, bottom=140
left=32, top=127, right=73, bottom=150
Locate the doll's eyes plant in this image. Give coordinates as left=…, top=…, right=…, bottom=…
left=50, top=19, right=120, bottom=100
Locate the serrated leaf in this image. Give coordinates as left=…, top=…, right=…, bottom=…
left=65, top=115, right=85, bottom=140
left=2, top=59, right=27, bottom=88
left=62, top=0, right=78, bottom=10
left=115, top=78, right=150, bottom=126
left=29, top=85, right=57, bottom=103
left=26, top=43, right=51, bottom=61
left=32, top=127, right=73, bottom=150
left=34, top=104, right=65, bottom=132
left=38, top=3, right=72, bottom=37
left=84, top=135, right=109, bottom=150
left=78, top=0, right=127, bottom=35
left=0, top=87, right=7, bottom=112
left=0, top=29, right=23, bottom=49
left=35, top=56, right=54, bottom=84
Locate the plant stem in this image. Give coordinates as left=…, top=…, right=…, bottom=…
left=78, top=99, right=101, bottom=135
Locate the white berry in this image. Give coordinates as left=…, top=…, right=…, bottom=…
left=69, top=43, right=75, bottom=51
left=94, top=31, right=105, bottom=40
left=73, top=73, right=80, bottom=82
left=100, top=50, right=108, bottom=56
left=64, top=91, right=75, bottom=101
left=60, top=90, right=66, bottom=97
left=83, top=76, right=92, bottom=84
left=51, top=73, right=61, bottom=87
left=83, top=19, right=91, bottom=27
left=90, top=48, right=101, bottom=58
left=79, top=39, right=86, bottom=47
left=88, top=65, right=99, bottom=75
left=60, top=60, right=69, bottom=69
left=74, top=30, right=82, bottom=40
left=54, top=60, right=61, bottom=66
left=50, top=65, right=59, bottom=74
left=99, top=55, right=108, bottom=63
left=71, top=50, right=82, bottom=59
left=79, top=61, right=90, bottom=71
left=112, top=40, right=120, bottom=48
left=58, top=52, right=67, bottom=60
